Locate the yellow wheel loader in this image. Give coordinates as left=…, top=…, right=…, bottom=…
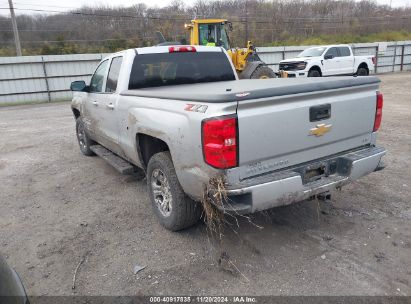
left=184, top=19, right=276, bottom=79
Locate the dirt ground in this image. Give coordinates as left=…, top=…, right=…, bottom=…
left=0, top=73, right=410, bottom=297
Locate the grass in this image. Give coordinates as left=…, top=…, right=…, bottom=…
left=266, top=30, right=411, bottom=46
left=2, top=30, right=410, bottom=56
left=201, top=175, right=227, bottom=239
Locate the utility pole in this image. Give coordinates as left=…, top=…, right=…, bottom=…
left=244, top=0, right=248, bottom=45
left=8, top=0, right=22, bottom=56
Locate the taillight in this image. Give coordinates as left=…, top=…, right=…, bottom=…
left=372, top=56, right=376, bottom=65
left=168, top=46, right=196, bottom=53
left=374, top=91, right=383, bottom=132
left=202, top=115, right=238, bottom=169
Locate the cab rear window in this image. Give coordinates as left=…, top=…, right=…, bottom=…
left=128, top=51, right=235, bottom=89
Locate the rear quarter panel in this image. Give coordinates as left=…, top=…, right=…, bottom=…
left=354, top=56, right=375, bottom=72
left=116, top=95, right=238, bottom=200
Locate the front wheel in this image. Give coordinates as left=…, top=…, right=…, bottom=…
left=308, top=69, right=321, bottom=77
left=250, top=65, right=276, bottom=79
left=76, top=117, right=94, bottom=156
left=147, top=152, right=202, bottom=231
left=356, top=67, right=369, bottom=76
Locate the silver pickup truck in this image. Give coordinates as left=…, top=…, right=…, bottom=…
left=70, top=45, right=385, bottom=231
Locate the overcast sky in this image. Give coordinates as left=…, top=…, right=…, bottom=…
left=0, top=0, right=409, bottom=16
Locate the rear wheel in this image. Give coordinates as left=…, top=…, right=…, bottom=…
left=251, top=65, right=276, bottom=79
left=147, top=152, right=202, bottom=231
left=357, top=67, right=369, bottom=76
left=308, top=69, right=321, bottom=77
left=76, top=117, right=94, bottom=156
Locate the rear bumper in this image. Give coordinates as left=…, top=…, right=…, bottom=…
left=219, top=146, right=386, bottom=214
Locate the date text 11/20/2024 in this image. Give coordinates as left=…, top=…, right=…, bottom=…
left=149, top=296, right=257, bottom=303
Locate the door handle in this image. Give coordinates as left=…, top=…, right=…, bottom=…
left=310, top=104, right=331, bottom=122
left=106, top=103, right=114, bottom=110
left=92, top=101, right=98, bottom=106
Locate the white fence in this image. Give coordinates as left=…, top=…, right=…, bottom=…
left=1, top=41, right=410, bottom=105
left=256, top=40, right=411, bottom=73
left=0, top=53, right=108, bottom=105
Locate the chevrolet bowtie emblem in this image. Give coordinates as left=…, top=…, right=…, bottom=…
left=309, top=123, right=332, bottom=137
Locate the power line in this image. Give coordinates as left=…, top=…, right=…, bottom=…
left=0, top=18, right=406, bottom=44
left=0, top=28, right=147, bottom=32
left=1, top=7, right=410, bottom=24
left=0, top=7, right=193, bottom=21
left=11, top=2, right=82, bottom=9
left=10, top=2, right=182, bottom=13
left=0, top=37, right=157, bottom=44
left=0, top=19, right=402, bottom=36
left=0, top=29, right=77, bottom=32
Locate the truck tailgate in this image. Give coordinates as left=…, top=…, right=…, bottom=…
left=236, top=77, right=380, bottom=180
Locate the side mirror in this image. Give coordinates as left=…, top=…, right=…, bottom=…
left=70, top=80, right=87, bottom=92
left=324, top=54, right=334, bottom=60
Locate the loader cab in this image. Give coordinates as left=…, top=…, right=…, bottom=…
left=186, top=19, right=231, bottom=50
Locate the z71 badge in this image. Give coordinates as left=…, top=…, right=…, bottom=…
left=184, top=104, right=208, bottom=113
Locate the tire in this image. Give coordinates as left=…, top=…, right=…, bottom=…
left=250, top=65, right=276, bottom=79
left=357, top=67, right=369, bottom=76
left=147, top=152, right=202, bottom=231
left=76, top=117, right=94, bottom=156
left=308, top=69, right=321, bottom=77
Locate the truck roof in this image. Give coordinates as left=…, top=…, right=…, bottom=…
left=106, top=45, right=224, bottom=59
left=135, top=45, right=224, bottom=54
left=307, top=44, right=351, bottom=49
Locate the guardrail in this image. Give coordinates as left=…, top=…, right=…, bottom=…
left=1, top=40, right=410, bottom=105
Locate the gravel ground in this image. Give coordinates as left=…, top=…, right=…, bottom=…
left=0, top=73, right=410, bottom=296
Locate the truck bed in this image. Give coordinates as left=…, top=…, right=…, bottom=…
left=121, top=77, right=380, bottom=103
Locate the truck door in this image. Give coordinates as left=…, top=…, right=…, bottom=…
left=83, top=59, right=109, bottom=142
left=338, top=46, right=354, bottom=75
left=322, top=47, right=340, bottom=76
left=97, top=55, right=125, bottom=156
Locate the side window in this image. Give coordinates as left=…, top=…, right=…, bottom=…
left=89, top=60, right=109, bottom=93
left=106, top=56, right=123, bottom=93
left=325, top=47, right=339, bottom=58
left=338, top=47, right=351, bottom=57
left=199, top=24, right=216, bottom=46
left=199, top=24, right=209, bottom=46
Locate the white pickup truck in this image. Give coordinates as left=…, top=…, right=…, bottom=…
left=70, top=45, right=385, bottom=231
left=278, top=44, right=376, bottom=78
